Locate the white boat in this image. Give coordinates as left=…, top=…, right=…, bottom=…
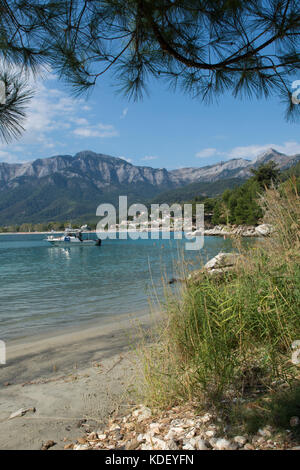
left=46, top=226, right=101, bottom=246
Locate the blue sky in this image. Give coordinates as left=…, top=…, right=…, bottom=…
left=0, top=69, right=299, bottom=170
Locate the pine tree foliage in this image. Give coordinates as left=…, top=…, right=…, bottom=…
left=1, top=0, right=300, bottom=141
left=0, top=66, right=33, bottom=142
left=47, top=1, right=300, bottom=113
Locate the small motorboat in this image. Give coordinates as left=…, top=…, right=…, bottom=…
left=45, top=225, right=101, bottom=246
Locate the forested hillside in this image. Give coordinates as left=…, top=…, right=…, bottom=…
left=197, top=162, right=300, bottom=226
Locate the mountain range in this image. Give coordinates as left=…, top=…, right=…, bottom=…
left=0, top=148, right=299, bottom=225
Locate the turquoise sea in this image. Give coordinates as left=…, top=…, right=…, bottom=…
left=0, top=233, right=240, bottom=340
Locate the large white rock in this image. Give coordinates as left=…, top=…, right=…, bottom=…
left=255, top=224, right=274, bottom=236
left=204, top=252, right=241, bottom=270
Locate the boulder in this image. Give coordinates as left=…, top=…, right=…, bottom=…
left=255, top=224, right=273, bottom=236
left=186, top=252, right=241, bottom=283
left=204, top=252, right=241, bottom=270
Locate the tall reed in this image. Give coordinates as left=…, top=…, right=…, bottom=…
left=138, top=181, right=300, bottom=408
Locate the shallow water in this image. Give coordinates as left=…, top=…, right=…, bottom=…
left=0, top=233, right=241, bottom=340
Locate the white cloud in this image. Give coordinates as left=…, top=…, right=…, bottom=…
left=0, top=146, right=31, bottom=163
left=119, top=156, right=132, bottom=163
left=73, top=122, right=118, bottom=138
left=195, top=148, right=218, bottom=158
left=120, top=107, right=128, bottom=119
left=227, top=141, right=300, bottom=160
left=227, top=145, right=272, bottom=159
left=141, top=155, right=158, bottom=161
left=195, top=141, right=300, bottom=163
left=3, top=78, right=89, bottom=152
left=0, top=68, right=119, bottom=162
left=72, top=118, right=89, bottom=126
left=0, top=149, right=18, bottom=163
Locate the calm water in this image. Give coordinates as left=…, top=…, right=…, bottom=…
left=0, top=233, right=239, bottom=340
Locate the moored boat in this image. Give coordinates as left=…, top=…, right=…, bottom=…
left=45, top=226, right=101, bottom=246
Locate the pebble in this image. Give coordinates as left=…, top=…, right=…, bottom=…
left=194, top=438, right=209, bottom=450
left=149, top=422, right=161, bottom=435
left=110, top=423, right=121, bottom=431
left=183, top=419, right=196, bottom=427
left=201, top=413, right=213, bottom=423
left=41, top=440, right=56, bottom=451
left=152, top=437, right=168, bottom=450
left=126, top=439, right=139, bottom=450
left=182, top=443, right=195, bottom=450
left=233, top=436, right=248, bottom=447
left=205, top=429, right=216, bottom=438
left=185, top=428, right=196, bottom=438
left=258, top=426, right=272, bottom=437
left=141, top=443, right=153, bottom=450
left=213, top=438, right=235, bottom=450
left=64, top=443, right=74, bottom=450
left=73, top=444, right=89, bottom=450
left=133, top=405, right=152, bottom=421
left=70, top=403, right=295, bottom=451
left=166, top=439, right=179, bottom=450
left=77, top=437, right=87, bottom=445
left=243, top=443, right=255, bottom=450
left=252, top=436, right=265, bottom=446
left=209, top=437, right=218, bottom=448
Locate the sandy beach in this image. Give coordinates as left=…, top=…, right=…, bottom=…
left=0, top=310, right=157, bottom=450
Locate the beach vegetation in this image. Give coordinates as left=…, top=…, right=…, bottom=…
left=139, top=177, right=300, bottom=433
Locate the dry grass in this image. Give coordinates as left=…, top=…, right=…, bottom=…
left=138, top=181, right=300, bottom=411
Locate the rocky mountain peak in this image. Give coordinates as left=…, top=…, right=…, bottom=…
left=252, top=148, right=284, bottom=164
left=0, top=148, right=299, bottom=225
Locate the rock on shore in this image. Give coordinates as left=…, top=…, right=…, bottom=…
left=70, top=404, right=298, bottom=451
left=203, top=224, right=273, bottom=237
left=185, top=252, right=243, bottom=283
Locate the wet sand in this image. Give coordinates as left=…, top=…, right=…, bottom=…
left=0, top=310, right=158, bottom=450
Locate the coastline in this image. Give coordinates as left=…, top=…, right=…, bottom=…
left=0, top=308, right=158, bottom=450
left=0, top=223, right=271, bottom=237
